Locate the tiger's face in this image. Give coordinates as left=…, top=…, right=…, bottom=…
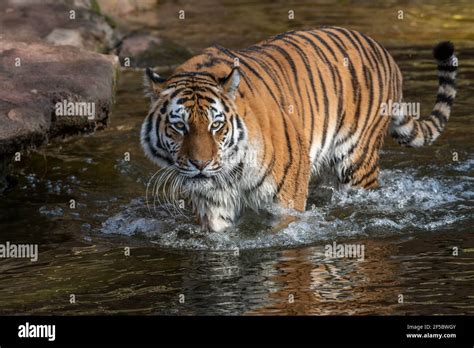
left=141, top=67, right=246, bottom=188
left=161, top=90, right=233, bottom=178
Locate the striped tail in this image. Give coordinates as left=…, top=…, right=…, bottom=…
left=390, top=41, right=457, bottom=147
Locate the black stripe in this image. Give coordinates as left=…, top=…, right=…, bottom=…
left=281, top=36, right=320, bottom=155
left=145, top=112, right=154, bottom=134
left=320, top=29, right=348, bottom=51
left=160, top=100, right=169, bottom=114
left=351, top=132, right=384, bottom=186
left=358, top=32, right=390, bottom=80
left=154, top=116, right=168, bottom=151
left=419, top=118, right=429, bottom=145
left=220, top=98, right=231, bottom=113
left=424, top=121, right=434, bottom=143
left=256, top=43, right=306, bottom=194
left=333, top=28, right=376, bottom=71
left=362, top=176, right=378, bottom=188
left=264, top=43, right=305, bottom=117
left=248, top=151, right=276, bottom=193
left=336, top=57, right=361, bottom=145
left=437, top=64, right=457, bottom=72
left=225, top=115, right=236, bottom=148
left=431, top=109, right=448, bottom=126
left=245, top=47, right=296, bottom=108
left=436, top=93, right=454, bottom=106
left=346, top=66, right=375, bottom=160
left=290, top=33, right=342, bottom=149
left=353, top=161, right=378, bottom=186
left=168, top=111, right=182, bottom=120
left=169, top=71, right=218, bottom=81
left=176, top=97, right=192, bottom=104
left=334, top=69, right=345, bottom=135
left=195, top=56, right=230, bottom=70
left=168, top=80, right=219, bottom=89
left=438, top=76, right=456, bottom=85
left=336, top=71, right=362, bottom=147
left=237, top=50, right=286, bottom=106
left=276, top=138, right=294, bottom=194
left=235, top=116, right=245, bottom=141
left=349, top=47, right=386, bottom=168
left=316, top=66, right=330, bottom=158
left=147, top=142, right=173, bottom=166
left=169, top=88, right=187, bottom=100
left=213, top=45, right=255, bottom=94
left=306, top=31, right=337, bottom=60
left=403, top=122, right=420, bottom=145
left=251, top=47, right=295, bottom=194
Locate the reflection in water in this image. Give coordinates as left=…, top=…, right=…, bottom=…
left=0, top=233, right=472, bottom=315
left=249, top=241, right=401, bottom=315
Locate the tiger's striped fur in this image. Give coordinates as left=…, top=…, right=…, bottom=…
left=141, top=27, right=457, bottom=232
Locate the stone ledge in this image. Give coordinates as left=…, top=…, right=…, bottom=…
left=0, top=39, right=119, bottom=157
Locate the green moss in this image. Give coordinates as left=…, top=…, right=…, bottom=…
left=90, top=0, right=101, bottom=15
left=103, top=14, right=118, bottom=29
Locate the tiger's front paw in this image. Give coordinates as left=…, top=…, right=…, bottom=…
left=200, top=213, right=234, bottom=232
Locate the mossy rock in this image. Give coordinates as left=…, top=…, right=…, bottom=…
left=119, top=33, right=193, bottom=68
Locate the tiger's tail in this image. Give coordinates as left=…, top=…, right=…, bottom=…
left=390, top=41, right=457, bottom=147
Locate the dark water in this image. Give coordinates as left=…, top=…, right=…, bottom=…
left=0, top=0, right=473, bottom=315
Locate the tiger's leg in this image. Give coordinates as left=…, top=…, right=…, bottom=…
left=275, top=150, right=311, bottom=210
left=267, top=215, right=298, bottom=233
left=199, top=208, right=235, bottom=232
left=269, top=151, right=311, bottom=232
left=335, top=130, right=386, bottom=189
left=193, top=194, right=239, bottom=232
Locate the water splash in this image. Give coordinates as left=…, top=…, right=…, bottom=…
left=100, top=167, right=472, bottom=250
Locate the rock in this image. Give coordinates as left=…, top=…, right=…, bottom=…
left=72, top=0, right=94, bottom=9
left=118, top=31, right=193, bottom=68
left=39, top=206, right=65, bottom=217
left=45, top=28, right=85, bottom=49
left=0, top=39, right=119, bottom=157
left=120, top=33, right=162, bottom=57
left=95, top=0, right=157, bottom=19
left=0, top=0, right=119, bottom=52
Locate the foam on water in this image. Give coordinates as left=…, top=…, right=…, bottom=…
left=100, top=167, right=472, bottom=251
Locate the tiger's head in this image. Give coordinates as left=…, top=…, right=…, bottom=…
left=141, top=67, right=247, bottom=190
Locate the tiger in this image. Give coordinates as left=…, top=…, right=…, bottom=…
left=140, top=27, right=457, bottom=232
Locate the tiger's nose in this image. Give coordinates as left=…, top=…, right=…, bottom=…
left=189, top=159, right=211, bottom=170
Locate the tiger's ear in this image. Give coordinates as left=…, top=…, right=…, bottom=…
left=144, top=67, right=166, bottom=100
left=220, top=67, right=240, bottom=99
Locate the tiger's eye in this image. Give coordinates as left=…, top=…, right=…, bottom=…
left=211, top=121, right=222, bottom=129
left=174, top=122, right=185, bottom=130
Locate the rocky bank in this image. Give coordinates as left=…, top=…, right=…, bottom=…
left=0, top=0, right=191, bottom=163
